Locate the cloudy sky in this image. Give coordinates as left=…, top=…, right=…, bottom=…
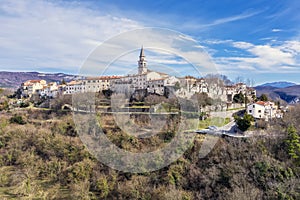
left=0, top=0, right=300, bottom=85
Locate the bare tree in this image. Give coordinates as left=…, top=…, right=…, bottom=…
left=235, top=76, right=245, bottom=84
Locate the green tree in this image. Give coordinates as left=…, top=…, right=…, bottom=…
left=61, top=79, right=66, bottom=85
left=276, top=101, right=280, bottom=108
left=259, top=94, right=268, bottom=101
left=233, top=92, right=245, bottom=103
left=174, top=81, right=181, bottom=91
left=192, top=92, right=213, bottom=108
left=285, top=125, right=300, bottom=160
left=235, top=114, right=253, bottom=131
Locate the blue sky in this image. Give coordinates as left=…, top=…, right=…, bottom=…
left=0, top=0, right=299, bottom=85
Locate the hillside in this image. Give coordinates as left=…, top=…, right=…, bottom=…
left=0, top=71, right=81, bottom=89
left=255, top=85, right=300, bottom=104
left=0, top=107, right=299, bottom=199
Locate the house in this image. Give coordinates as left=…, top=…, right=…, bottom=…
left=64, top=80, right=83, bottom=94
left=81, top=76, right=112, bottom=93
left=225, top=83, right=256, bottom=103
left=40, top=82, right=59, bottom=98
left=22, top=79, right=47, bottom=97
left=247, top=101, right=280, bottom=121
left=176, top=76, right=209, bottom=98
left=64, top=76, right=120, bottom=95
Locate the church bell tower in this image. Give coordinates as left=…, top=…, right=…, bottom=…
left=138, top=46, right=147, bottom=74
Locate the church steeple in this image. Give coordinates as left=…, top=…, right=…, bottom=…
left=138, top=46, right=147, bottom=74
left=140, top=46, right=145, bottom=58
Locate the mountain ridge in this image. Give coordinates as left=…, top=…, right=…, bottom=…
left=257, top=81, right=296, bottom=88
left=0, top=71, right=80, bottom=89
left=255, top=84, right=300, bottom=104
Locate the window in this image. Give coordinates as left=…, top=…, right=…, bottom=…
left=253, top=105, right=255, bottom=108
left=258, top=110, right=261, bottom=113
left=249, top=110, right=252, bottom=113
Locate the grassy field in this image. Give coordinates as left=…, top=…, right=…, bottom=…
left=198, top=117, right=231, bottom=129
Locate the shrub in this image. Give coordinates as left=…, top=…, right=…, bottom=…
left=9, top=115, right=26, bottom=125
left=0, top=100, right=9, bottom=111
left=19, top=102, right=30, bottom=108
left=256, top=119, right=268, bottom=129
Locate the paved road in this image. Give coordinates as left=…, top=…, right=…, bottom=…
left=193, top=120, right=250, bottom=138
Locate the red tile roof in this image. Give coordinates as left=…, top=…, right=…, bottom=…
left=255, top=101, right=266, bottom=106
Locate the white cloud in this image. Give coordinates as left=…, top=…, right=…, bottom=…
left=203, top=39, right=233, bottom=45
left=280, top=40, right=300, bottom=55
left=211, top=10, right=262, bottom=26
left=79, top=28, right=217, bottom=76
left=272, top=28, right=283, bottom=32
left=248, top=44, right=295, bottom=66
left=0, top=1, right=216, bottom=77
left=181, top=10, right=262, bottom=31
left=214, top=40, right=300, bottom=74
left=232, top=41, right=254, bottom=49
left=0, top=0, right=141, bottom=73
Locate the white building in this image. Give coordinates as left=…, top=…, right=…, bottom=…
left=82, top=77, right=111, bottom=93
left=247, top=101, right=280, bottom=120
left=40, top=82, right=59, bottom=98
left=225, top=83, right=256, bottom=103
left=110, top=47, right=175, bottom=95
left=64, top=76, right=119, bottom=95
left=176, top=76, right=209, bottom=98
left=64, top=80, right=83, bottom=94
left=22, top=80, right=47, bottom=97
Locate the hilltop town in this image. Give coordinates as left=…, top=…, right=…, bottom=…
left=18, top=48, right=256, bottom=107
left=10, top=47, right=288, bottom=127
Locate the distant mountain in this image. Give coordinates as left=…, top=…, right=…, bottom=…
left=259, top=81, right=296, bottom=88
left=0, top=71, right=81, bottom=89
left=255, top=84, right=300, bottom=104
